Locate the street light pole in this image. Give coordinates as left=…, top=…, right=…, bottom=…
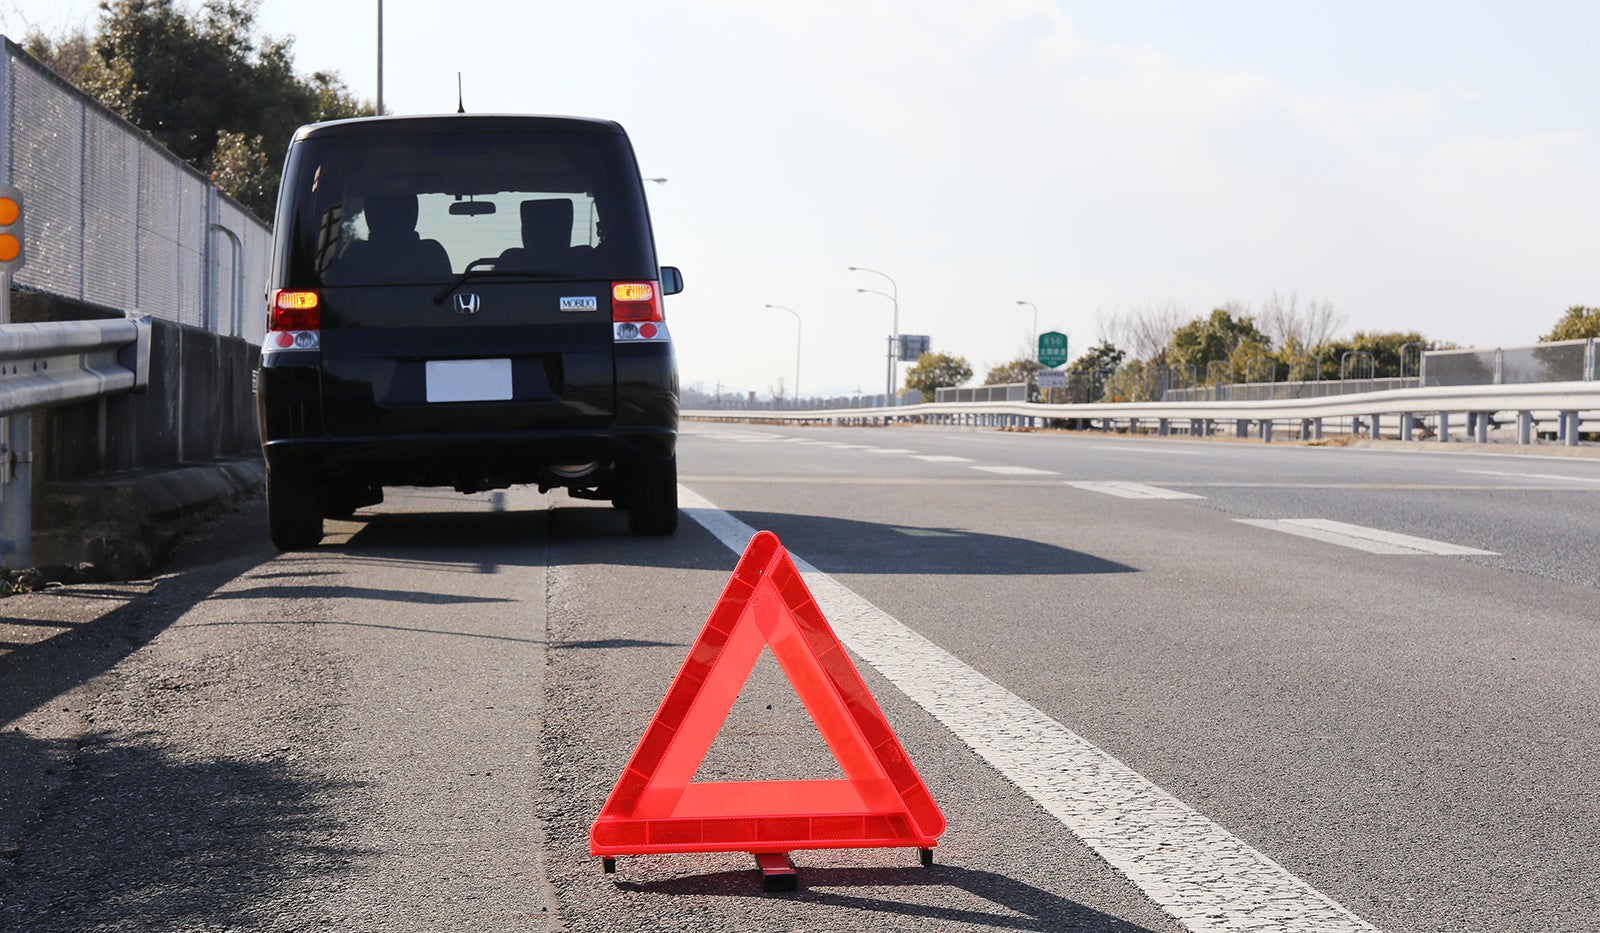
left=856, top=288, right=897, bottom=404
left=763, top=304, right=802, bottom=407
left=1016, top=300, right=1038, bottom=361
left=848, top=266, right=898, bottom=404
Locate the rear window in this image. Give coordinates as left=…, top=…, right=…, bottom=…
left=276, top=128, right=656, bottom=287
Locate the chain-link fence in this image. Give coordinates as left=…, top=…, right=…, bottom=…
left=0, top=38, right=270, bottom=338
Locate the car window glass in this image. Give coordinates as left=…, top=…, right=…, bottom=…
left=283, top=130, right=652, bottom=287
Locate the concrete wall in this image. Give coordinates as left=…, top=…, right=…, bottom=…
left=6, top=289, right=263, bottom=576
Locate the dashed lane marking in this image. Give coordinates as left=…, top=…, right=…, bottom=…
left=971, top=465, right=1060, bottom=476
left=910, top=454, right=976, bottom=463
left=1458, top=468, right=1600, bottom=484
left=1236, top=518, right=1497, bottom=555
left=1066, top=481, right=1205, bottom=500
left=1092, top=444, right=1207, bottom=456
left=679, top=486, right=1379, bottom=933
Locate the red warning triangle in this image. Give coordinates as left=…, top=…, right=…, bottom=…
left=590, top=530, right=946, bottom=857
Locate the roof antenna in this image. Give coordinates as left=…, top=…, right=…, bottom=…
left=456, top=73, right=465, bottom=113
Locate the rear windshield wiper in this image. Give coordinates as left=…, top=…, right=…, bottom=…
left=433, top=260, right=577, bottom=304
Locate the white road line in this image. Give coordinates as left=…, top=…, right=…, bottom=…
left=867, top=448, right=917, bottom=454
left=1067, top=481, right=1205, bottom=500
left=1092, top=445, right=1206, bottom=456
left=1458, top=468, right=1600, bottom=484
left=679, top=486, right=1378, bottom=933
left=971, top=465, right=1060, bottom=476
left=1237, top=519, right=1497, bottom=556
left=911, top=454, right=976, bottom=463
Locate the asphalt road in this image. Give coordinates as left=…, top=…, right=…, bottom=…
left=1, top=423, right=1596, bottom=931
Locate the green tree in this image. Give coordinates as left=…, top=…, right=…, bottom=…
left=1317, top=331, right=1430, bottom=379
left=1066, top=340, right=1126, bottom=375
left=1541, top=306, right=1600, bottom=341
left=1101, top=358, right=1151, bottom=402
left=904, top=351, right=973, bottom=394
left=983, top=356, right=1044, bottom=385
left=1167, top=309, right=1271, bottom=383
left=25, top=0, right=372, bottom=218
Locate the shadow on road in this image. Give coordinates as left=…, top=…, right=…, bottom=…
left=614, top=862, right=1164, bottom=932
left=535, top=501, right=1137, bottom=577
left=0, top=515, right=274, bottom=728
left=0, top=730, right=367, bottom=931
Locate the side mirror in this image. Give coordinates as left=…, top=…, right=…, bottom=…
left=660, top=266, right=684, bottom=296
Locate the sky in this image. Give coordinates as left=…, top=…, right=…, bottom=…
left=2, top=0, right=1597, bottom=400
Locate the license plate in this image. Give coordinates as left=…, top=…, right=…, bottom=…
left=425, top=359, right=513, bottom=403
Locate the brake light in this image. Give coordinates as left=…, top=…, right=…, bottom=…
left=270, top=289, right=321, bottom=331
left=611, top=281, right=662, bottom=322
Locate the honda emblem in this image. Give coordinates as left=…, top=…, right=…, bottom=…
left=453, top=293, right=481, bottom=315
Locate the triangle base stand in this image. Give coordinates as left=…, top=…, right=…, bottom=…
left=600, top=847, right=936, bottom=893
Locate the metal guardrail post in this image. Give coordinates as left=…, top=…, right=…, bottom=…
left=1475, top=413, right=1489, bottom=444
left=1517, top=411, right=1533, bottom=445
left=1400, top=413, right=1415, bottom=441
left=0, top=269, right=24, bottom=568
left=1438, top=412, right=1451, bottom=443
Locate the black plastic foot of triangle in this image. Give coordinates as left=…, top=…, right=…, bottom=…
left=602, top=857, right=616, bottom=874
left=920, top=847, right=934, bottom=867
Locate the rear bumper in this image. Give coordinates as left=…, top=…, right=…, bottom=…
left=257, top=354, right=677, bottom=487
left=261, top=425, right=675, bottom=485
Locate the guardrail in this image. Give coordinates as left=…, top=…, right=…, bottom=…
left=0, top=314, right=153, bottom=567
left=0, top=316, right=152, bottom=417
left=684, top=381, right=1600, bottom=447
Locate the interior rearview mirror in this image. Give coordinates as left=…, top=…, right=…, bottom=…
left=448, top=200, right=496, bottom=216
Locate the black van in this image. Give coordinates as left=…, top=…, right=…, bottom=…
left=256, top=114, right=681, bottom=548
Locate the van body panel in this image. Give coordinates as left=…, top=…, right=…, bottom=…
left=256, top=114, right=679, bottom=534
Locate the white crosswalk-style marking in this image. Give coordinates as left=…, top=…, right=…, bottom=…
left=972, top=465, right=1059, bottom=475
left=1237, top=518, right=1497, bottom=555
left=1066, top=481, right=1204, bottom=500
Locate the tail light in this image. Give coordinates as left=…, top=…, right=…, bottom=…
left=270, top=289, right=321, bottom=330
left=611, top=281, right=662, bottom=322
left=266, top=289, right=321, bottom=352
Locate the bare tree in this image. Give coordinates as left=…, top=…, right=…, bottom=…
left=1257, top=289, right=1343, bottom=351
left=1102, top=300, right=1188, bottom=362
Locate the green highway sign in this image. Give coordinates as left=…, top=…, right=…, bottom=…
left=1037, top=331, right=1069, bottom=368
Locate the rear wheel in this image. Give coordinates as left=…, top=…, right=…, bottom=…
left=267, top=470, right=324, bottom=550
left=626, top=455, right=678, bottom=536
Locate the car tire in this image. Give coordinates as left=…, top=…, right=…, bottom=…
left=626, top=455, right=678, bottom=536
left=267, top=470, right=324, bottom=550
